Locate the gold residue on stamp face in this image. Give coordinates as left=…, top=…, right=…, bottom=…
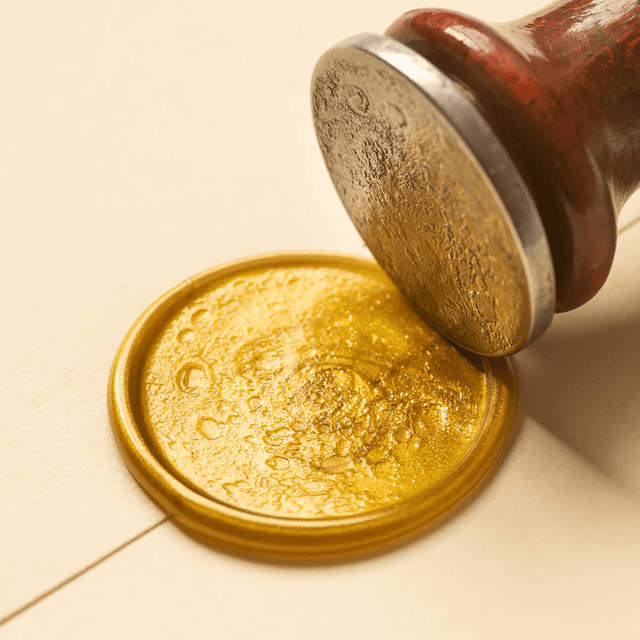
left=140, top=260, right=492, bottom=519
left=312, top=50, right=531, bottom=355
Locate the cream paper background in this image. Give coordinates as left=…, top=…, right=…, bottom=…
left=2, top=0, right=640, bottom=637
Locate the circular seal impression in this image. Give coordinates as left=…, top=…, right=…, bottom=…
left=108, top=253, right=517, bottom=558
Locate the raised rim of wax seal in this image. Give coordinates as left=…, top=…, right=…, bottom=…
left=108, top=252, right=518, bottom=559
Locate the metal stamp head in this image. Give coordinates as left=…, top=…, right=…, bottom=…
left=311, top=34, right=555, bottom=356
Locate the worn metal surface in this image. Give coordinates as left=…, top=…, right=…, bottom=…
left=312, top=35, right=555, bottom=356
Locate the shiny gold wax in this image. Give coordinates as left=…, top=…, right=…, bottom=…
left=110, top=253, right=517, bottom=557
left=143, top=258, right=499, bottom=515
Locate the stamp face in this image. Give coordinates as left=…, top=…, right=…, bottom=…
left=312, top=40, right=555, bottom=355
left=109, top=253, right=517, bottom=557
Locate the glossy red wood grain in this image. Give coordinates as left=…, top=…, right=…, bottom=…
left=386, top=0, right=640, bottom=311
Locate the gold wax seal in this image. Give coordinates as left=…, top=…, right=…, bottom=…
left=109, top=253, right=517, bottom=558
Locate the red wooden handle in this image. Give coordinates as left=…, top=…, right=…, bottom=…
left=386, top=0, right=640, bottom=311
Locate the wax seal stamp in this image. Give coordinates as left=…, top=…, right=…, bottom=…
left=108, top=253, right=517, bottom=558
left=312, top=0, right=640, bottom=355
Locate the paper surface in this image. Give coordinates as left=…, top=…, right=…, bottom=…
left=2, top=0, right=640, bottom=637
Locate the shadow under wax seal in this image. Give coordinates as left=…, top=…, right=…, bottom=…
left=108, top=253, right=517, bottom=558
